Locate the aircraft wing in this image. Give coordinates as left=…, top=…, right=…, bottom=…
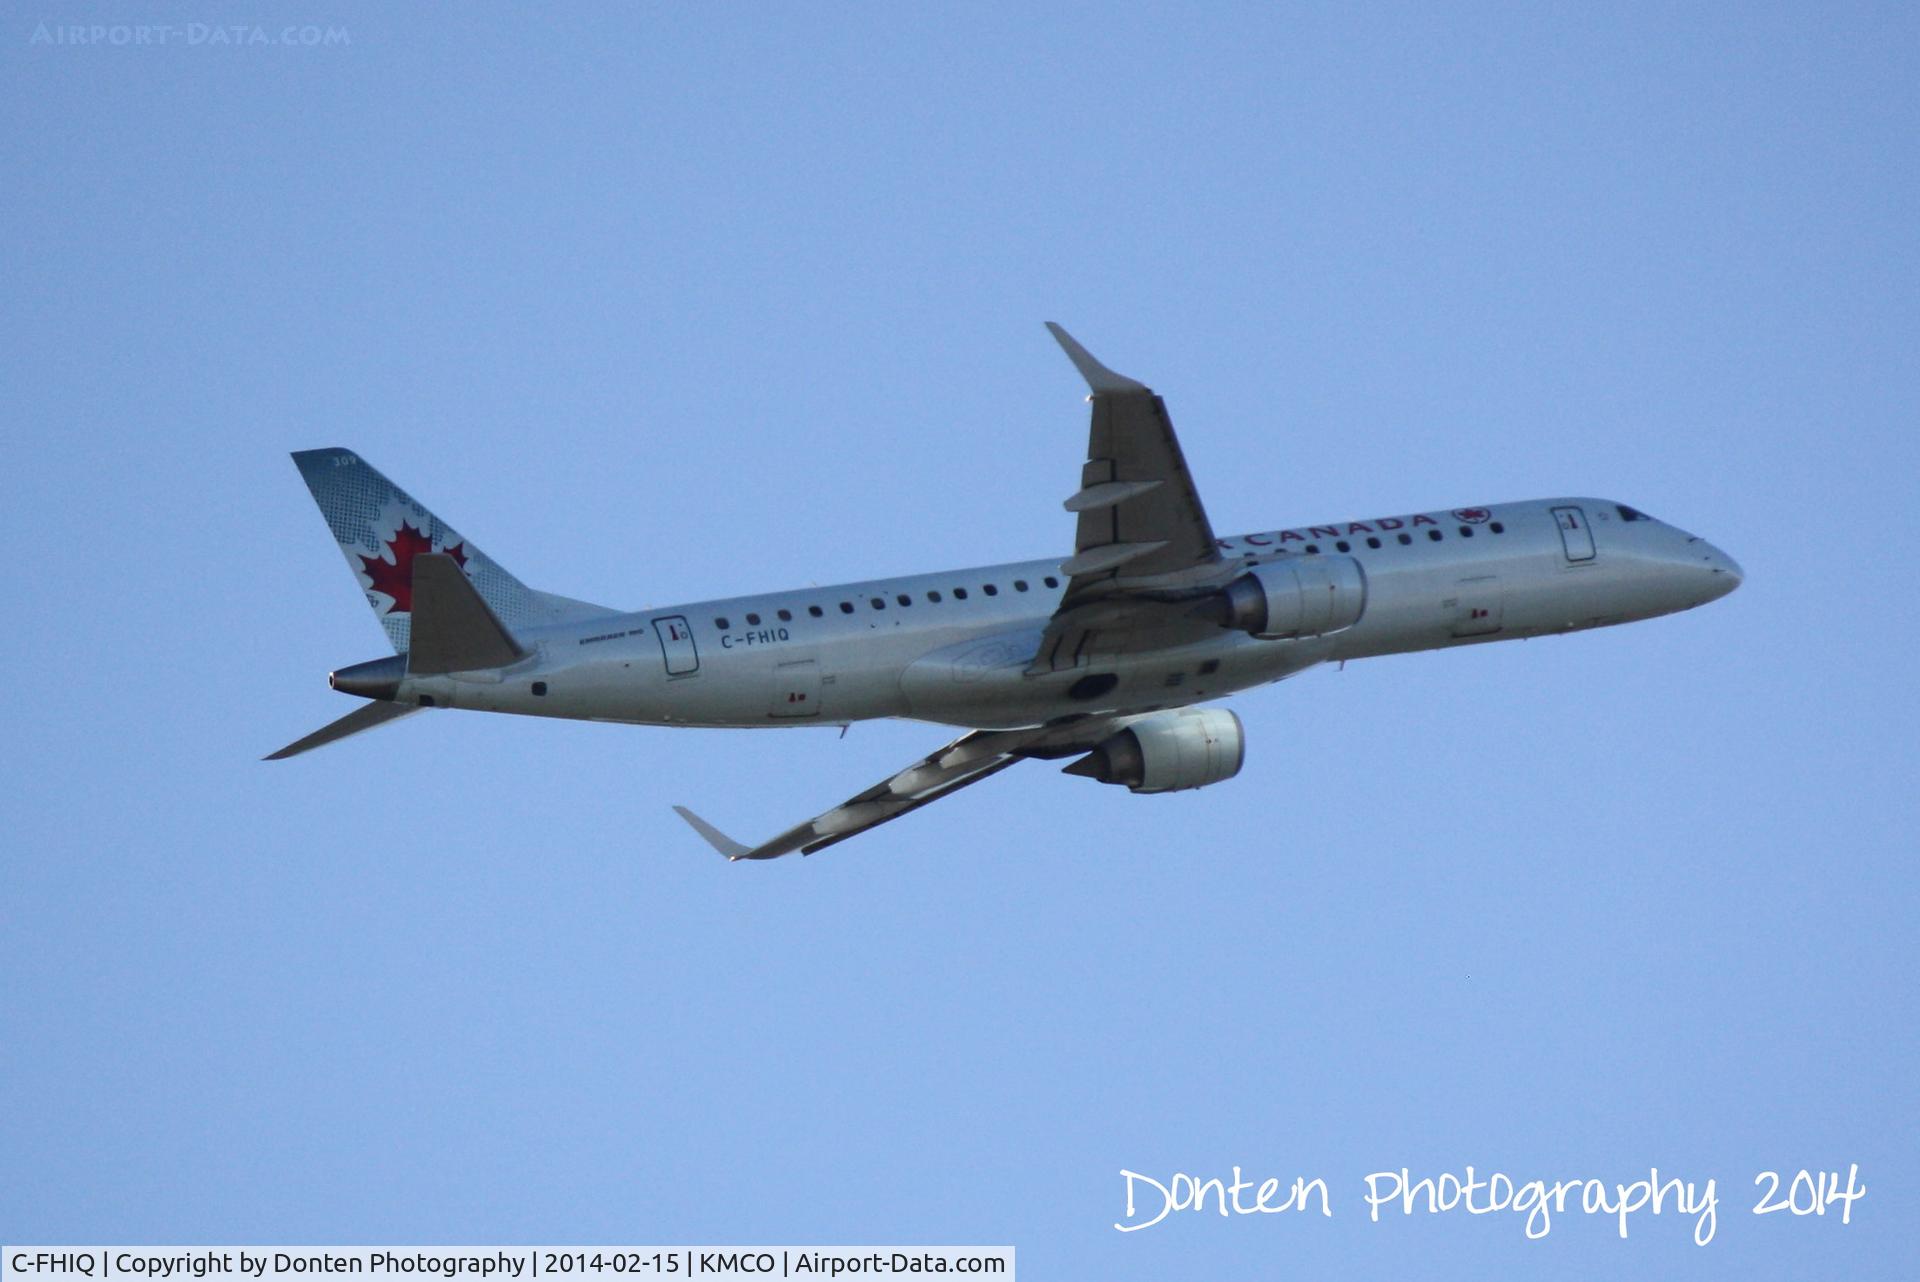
left=674, top=716, right=1137, bottom=860
left=1031, top=324, right=1231, bottom=673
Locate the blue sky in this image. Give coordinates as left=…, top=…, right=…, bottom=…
left=3, top=3, right=1914, bottom=1277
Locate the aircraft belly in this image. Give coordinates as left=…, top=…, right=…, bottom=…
left=900, top=630, right=1321, bottom=728
left=1326, top=546, right=1677, bottom=656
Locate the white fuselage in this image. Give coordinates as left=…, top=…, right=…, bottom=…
left=387, top=497, right=1741, bottom=732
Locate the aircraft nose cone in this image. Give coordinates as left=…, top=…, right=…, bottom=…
left=1697, top=543, right=1743, bottom=603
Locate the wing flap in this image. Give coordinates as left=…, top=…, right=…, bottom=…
left=674, top=732, right=1021, bottom=860
left=673, top=717, right=1140, bottom=861
left=1030, top=324, right=1236, bottom=673
left=1059, top=540, right=1169, bottom=577
left=1046, top=324, right=1223, bottom=592
left=1064, top=479, right=1164, bottom=513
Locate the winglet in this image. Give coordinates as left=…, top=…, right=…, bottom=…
left=1045, top=322, right=1148, bottom=394
left=672, top=805, right=752, bottom=861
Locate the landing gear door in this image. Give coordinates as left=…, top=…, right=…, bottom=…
left=1552, top=506, right=1596, bottom=562
left=652, top=615, right=699, bottom=676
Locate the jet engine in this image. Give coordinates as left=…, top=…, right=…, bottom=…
left=1210, top=555, right=1367, bottom=639
left=1062, top=707, right=1245, bottom=794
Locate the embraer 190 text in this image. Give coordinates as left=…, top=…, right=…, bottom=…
left=271, top=325, right=1742, bottom=859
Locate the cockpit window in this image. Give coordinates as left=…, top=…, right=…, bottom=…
left=1617, top=504, right=1653, bottom=522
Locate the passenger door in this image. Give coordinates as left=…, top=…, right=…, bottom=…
left=652, top=615, right=699, bottom=676
left=1552, top=506, right=1597, bottom=562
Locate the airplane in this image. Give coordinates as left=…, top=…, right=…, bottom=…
left=269, top=324, right=1743, bottom=859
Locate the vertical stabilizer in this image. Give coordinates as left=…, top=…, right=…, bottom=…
left=292, top=448, right=615, bottom=650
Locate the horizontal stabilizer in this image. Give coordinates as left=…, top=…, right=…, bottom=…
left=265, top=700, right=420, bottom=761
left=408, top=553, right=529, bottom=674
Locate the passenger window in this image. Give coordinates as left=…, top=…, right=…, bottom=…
left=1428, top=529, right=1444, bottom=541
left=1366, top=537, right=1382, bottom=549
left=1335, top=541, right=1350, bottom=553
left=928, top=590, right=942, bottom=603
left=954, top=587, right=968, bottom=600
left=745, top=612, right=761, bottom=625
left=808, top=605, right=823, bottom=617
left=896, top=594, right=911, bottom=606
left=1458, top=527, right=1474, bottom=538
left=1014, top=580, right=1029, bottom=591
left=1044, top=576, right=1059, bottom=588
left=983, top=584, right=998, bottom=596
left=871, top=598, right=886, bottom=610
left=1398, top=533, right=1412, bottom=545
left=1490, top=522, right=1505, bottom=534
left=715, top=617, right=730, bottom=630
left=839, top=602, right=854, bottom=614
left=777, top=608, right=792, bottom=622
left=1305, top=544, right=1320, bottom=554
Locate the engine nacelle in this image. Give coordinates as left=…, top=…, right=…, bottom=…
left=1214, top=555, right=1367, bottom=639
left=1063, top=707, right=1246, bottom=794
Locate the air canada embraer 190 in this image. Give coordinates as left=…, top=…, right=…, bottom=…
left=271, top=324, right=1742, bottom=858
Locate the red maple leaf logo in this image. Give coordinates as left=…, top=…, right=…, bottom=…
left=359, top=520, right=468, bottom=614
